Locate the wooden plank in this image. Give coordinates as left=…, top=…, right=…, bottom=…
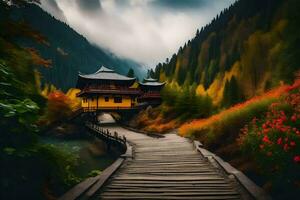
left=105, top=180, right=229, bottom=184
left=59, top=122, right=268, bottom=200
left=197, top=146, right=271, bottom=200
left=58, top=176, right=98, bottom=200
left=106, top=186, right=236, bottom=189
left=100, top=195, right=240, bottom=200
left=80, top=158, right=124, bottom=200
left=103, top=189, right=239, bottom=193
left=101, top=191, right=239, bottom=196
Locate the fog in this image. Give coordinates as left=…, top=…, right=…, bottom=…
left=41, top=0, right=235, bottom=67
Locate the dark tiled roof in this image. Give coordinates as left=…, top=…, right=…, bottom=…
left=139, top=82, right=165, bottom=86
left=79, top=66, right=136, bottom=81
left=144, top=78, right=158, bottom=82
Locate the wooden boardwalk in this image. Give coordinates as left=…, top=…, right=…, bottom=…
left=94, top=125, right=249, bottom=200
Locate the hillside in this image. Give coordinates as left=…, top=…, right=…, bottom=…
left=151, top=0, right=300, bottom=107
left=132, top=1, right=300, bottom=197
left=6, top=4, right=145, bottom=91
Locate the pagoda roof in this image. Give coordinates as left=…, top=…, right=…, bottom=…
left=78, top=66, right=136, bottom=81
left=139, top=82, right=165, bottom=86
left=144, top=78, right=158, bottom=82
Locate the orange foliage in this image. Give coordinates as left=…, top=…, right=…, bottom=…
left=179, top=80, right=300, bottom=136
left=27, top=48, right=52, bottom=67
left=48, top=90, right=70, bottom=103
left=45, top=90, right=72, bottom=123
left=145, top=116, right=179, bottom=133
left=132, top=107, right=180, bottom=133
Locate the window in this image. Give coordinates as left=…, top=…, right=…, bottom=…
left=83, top=98, right=87, bottom=103
left=114, top=96, right=122, bottom=103
left=104, top=96, right=109, bottom=102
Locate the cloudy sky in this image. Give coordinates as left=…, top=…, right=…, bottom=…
left=40, top=0, right=235, bottom=67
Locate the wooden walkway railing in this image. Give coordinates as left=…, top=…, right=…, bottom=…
left=85, top=122, right=127, bottom=153
left=82, top=106, right=140, bottom=112
left=60, top=122, right=270, bottom=200
left=59, top=122, right=131, bottom=200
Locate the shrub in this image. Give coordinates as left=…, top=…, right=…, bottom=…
left=162, top=85, right=213, bottom=121
left=238, top=89, right=300, bottom=185
left=0, top=62, right=80, bottom=199
left=179, top=80, right=300, bottom=148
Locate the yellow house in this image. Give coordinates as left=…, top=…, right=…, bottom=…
left=76, top=66, right=140, bottom=112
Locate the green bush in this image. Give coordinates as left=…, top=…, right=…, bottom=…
left=0, top=62, right=80, bottom=199
left=238, top=90, right=300, bottom=187
left=161, top=85, right=213, bottom=121
left=195, top=98, right=276, bottom=148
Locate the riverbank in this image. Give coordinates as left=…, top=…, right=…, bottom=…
left=40, top=119, right=120, bottom=197
left=41, top=137, right=118, bottom=178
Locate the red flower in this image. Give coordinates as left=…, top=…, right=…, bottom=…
left=263, top=128, right=269, bottom=134
left=259, top=144, right=264, bottom=149
left=294, top=155, right=300, bottom=163
left=277, top=138, right=282, bottom=145
left=262, top=123, right=267, bottom=129
left=262, top=136, right=271, bottom=144
left=291, top=115, right=297, bottom=122
left=293, top=128, right=297, bottom=132
left=267, top=152, right=272, bottom=157
left=284, top=144, right=289, bottom=152
left=290, top=141, right=296, bottom=147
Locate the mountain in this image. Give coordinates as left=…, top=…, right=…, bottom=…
left=7, top=4, right=146, bottom=91
left=151, top=0, right=300, bottom=107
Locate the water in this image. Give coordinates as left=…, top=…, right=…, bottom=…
left=41, top=137, right=117, bottom=178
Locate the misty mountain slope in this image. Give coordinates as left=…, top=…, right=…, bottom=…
left=151, top=0, right=300, bottom=106
left=7, top=4, right=145, bottom=91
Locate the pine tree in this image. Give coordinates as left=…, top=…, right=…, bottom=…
left=127, top=68, right=135, bottom=78
left=222, top=76, right=242, bottom=108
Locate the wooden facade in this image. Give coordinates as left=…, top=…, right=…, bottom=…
left=76, top=66, right=164, bottom=112
left=138, top=78, right=165, bottom=106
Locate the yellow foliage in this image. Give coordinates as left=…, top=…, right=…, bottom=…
left=34, top=69, right=42, bottom=93
left=273, top=19, right=287, bottom=33
left=130, top=103, right=182, bottom=134
left=169, top=81, right=182, bottom=91
left=195, top=62, right=241, bottom=105
left=174, top=55, right=182, bottom=80
left=225, top=61, right=240, bottom=80
left=130, top=81, right=139, bottom=88
left=159, top=72, right=167, bottom=82
left=40, top=83, right=57, bottom=98
left=196, top=84, right=206, bottom=96
left=206, top=74, right=224, bottom=104
left=179, top=80, right=300, bottom=140
left=66, top=88, right=81, bottom=110
left=238, top=19, right=287, bottom=98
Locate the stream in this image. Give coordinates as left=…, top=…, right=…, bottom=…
left=41, top=137, right=118, bottom=178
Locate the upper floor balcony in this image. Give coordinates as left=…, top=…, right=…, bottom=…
left=77, top=85, right=141, bottom=97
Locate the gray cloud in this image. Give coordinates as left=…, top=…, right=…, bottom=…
left=76, top=0, right=102, bottom=12
left=40, top=0, right=66, bottom=21
left=151, top=0, right=208, bottom=10
left=41, top=0, right=235, bottom=67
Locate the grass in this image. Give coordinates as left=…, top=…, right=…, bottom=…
left=179, top=80, right=300, bottom=148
